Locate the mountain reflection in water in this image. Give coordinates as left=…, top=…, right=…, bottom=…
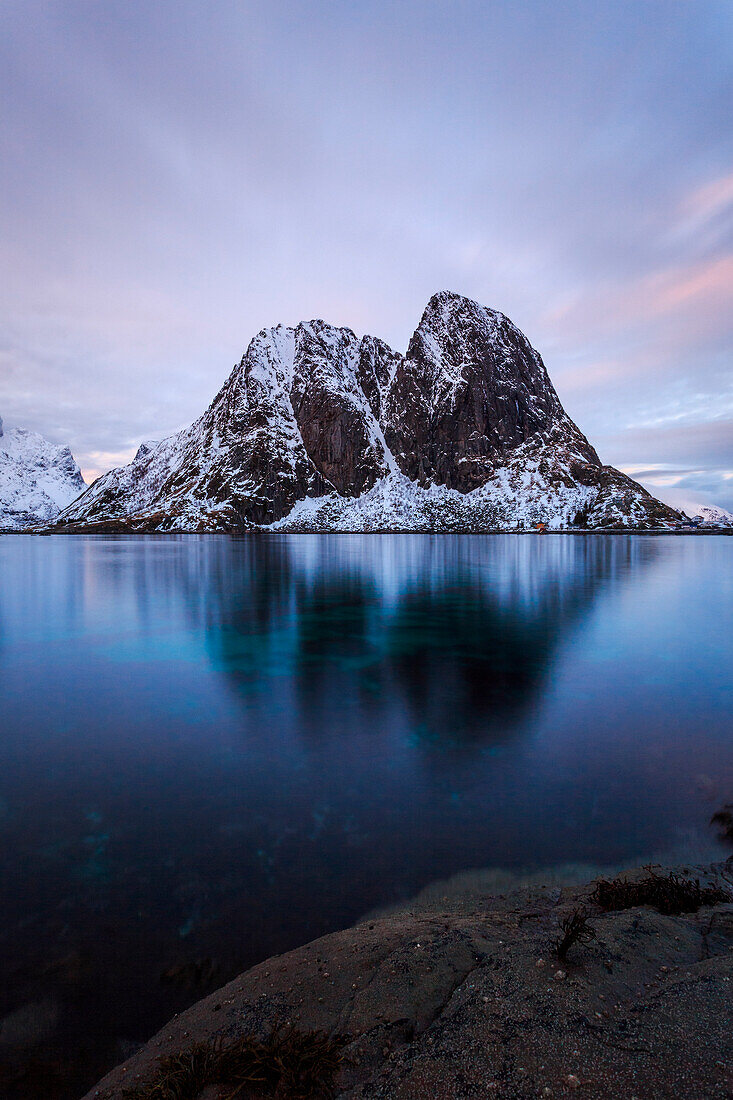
left=191, top=534, right=655, bottom=742
left=0, top=533, right=730, bottom=1097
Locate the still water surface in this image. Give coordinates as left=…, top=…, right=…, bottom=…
left=0, top=534, right=731, bottom=1089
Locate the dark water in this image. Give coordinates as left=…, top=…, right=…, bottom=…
left=0, top=533, right=731, bottom=1094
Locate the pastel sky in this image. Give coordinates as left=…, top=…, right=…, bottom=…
left=1, top=0, right=732, bottom=509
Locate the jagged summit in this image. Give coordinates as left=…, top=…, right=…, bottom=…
left=386, top=291, right=599, bottom=492
left=0, top=416, right=85, bottom=529
left=57, top=294, right=682, bottom=532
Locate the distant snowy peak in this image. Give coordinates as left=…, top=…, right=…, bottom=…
left=687, top=504, right=733, bottom=528
left=57, top=292, right=682, bottom=532
left=0, top=416, right=85, bottom=530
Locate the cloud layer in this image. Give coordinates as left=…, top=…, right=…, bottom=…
left=1, top=0, right=731, bottom=504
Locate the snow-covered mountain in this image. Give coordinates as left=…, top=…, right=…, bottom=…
left=686, top=504, right=733, bottom=528
left=57, top=292, right=681, bottom=532
left=0, top=417, right=85, bottom=530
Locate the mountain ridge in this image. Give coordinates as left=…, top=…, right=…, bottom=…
left=0, top=416, right=85, bottom=530
left=57, top=292, right=683, bottom=532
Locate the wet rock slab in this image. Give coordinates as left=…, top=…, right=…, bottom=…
left=84, top=863, right=733, bottom=1100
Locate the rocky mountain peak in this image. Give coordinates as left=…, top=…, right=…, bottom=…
left=55, top=294, right=682, bottom=533
left=385, top=292, right=594, bottom=492
left=412, top=288, right=507, bottom=339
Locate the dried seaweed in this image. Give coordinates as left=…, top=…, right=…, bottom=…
left=122, top=1025, right=346, bottom=1100
left=589, top=867, right=730, bottom=915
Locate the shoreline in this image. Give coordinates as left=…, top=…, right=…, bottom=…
left=84, top=860, right=733, bottom=1099
left=2, top=527, right=732, bottom=537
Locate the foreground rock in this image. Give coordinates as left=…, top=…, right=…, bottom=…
left=85, top=863, right=733, bottom=1099
left=58, top=293, right=681, bottom=532
left=0, top=416, right=84, bottom=530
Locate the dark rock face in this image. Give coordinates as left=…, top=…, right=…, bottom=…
left=289, top=324, right=394, bottom=498
left=57, top=292, right=682, bottom=532
left=384, top=293, right=599, bottom=491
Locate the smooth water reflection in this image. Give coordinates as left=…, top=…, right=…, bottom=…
left=0, top=534, right=731, bottom=1088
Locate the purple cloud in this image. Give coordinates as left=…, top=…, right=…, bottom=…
left=1, top=0, right=731, bottom=503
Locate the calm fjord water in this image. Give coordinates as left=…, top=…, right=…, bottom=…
left=0, top=533, right=731, bottom=1082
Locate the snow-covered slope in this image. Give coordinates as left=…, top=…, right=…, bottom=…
left=57, top=292, right=681, bottom=532
left=686, top=504, right=733, bottom=528
left=0, top=417, right=85, bottom=530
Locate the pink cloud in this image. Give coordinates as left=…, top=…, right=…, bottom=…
left=643, top=255, right=733, bottom=316
left=541, top=253, right=733, bottom=356
left=81, top=449, right=137, bottom=484
left=682, top=169, right=733, bottom=223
